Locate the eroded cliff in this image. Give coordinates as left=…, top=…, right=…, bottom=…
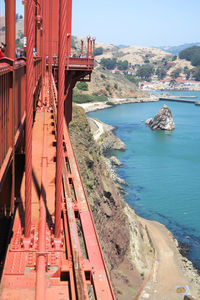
left=69, top=105, right=155, bottom=299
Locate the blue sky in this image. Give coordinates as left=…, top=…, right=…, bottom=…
left=72, top=0, right=200, bottom=47
left=1, top=0, right=200, bottom=47
left=0, top=0, right=24, bottom=16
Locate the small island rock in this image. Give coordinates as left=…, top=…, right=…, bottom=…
left=145, top=118, right=153, bottom=126
left=146, top=104, right=175, bottom=130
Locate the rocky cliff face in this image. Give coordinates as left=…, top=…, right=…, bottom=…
left=69, top=105, right=200, bottom=299
left=146, top=104, right=175, bottom=130
left=69, top=105, right=154, bottom=299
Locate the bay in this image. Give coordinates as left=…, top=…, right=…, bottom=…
left=88, top=91, right=200, bottom=270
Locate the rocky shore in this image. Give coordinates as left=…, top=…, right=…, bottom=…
left=69, top=105, right=200, bottom=299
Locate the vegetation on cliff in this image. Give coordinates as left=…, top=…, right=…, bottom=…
left=69, top=105, right=156, bottom=299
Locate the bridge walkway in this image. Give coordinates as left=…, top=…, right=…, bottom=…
left=0, top=73, right=115, bottom=300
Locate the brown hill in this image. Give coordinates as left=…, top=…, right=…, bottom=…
left=75, top=66, right=148, bottom=99
left=0, top=15, right=24, bottom=45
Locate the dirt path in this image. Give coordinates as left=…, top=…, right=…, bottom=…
left=90, top=118, right=105, bottom=140
left=138, top=218, right=198, bottom=300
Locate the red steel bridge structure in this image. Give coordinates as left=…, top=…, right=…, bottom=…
left=0, top=0, right=115, bottom=299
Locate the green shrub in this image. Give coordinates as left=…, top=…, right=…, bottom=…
left=95, top=47, right=103, bottom=56
left=100, top=74, right=106, bottom=79
left=76, top=82, right=88, bottom=91
left=73, top=93, right=108, bottom=103
left=106, top=101, right=115, bottom=106
left=124, top=74, right=139, bottom=86
left=87, top=181, right=93, bottom=188
left=105, top=84, right=110, bottom=92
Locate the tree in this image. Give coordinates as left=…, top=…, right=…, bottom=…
left=124, top=74, right=139, bottom=86
left=100, top=58, right=117, bottom=70
left=191, top=54, right=200, bottom=66
left=169, top=79, right=177, bottom=88
left=94, top=47, right=103, bottom=56
left=183, top=66, right=191, bottom=80
left=170, top=68, right=182, bottom=79
left=117, top=60, right=128, bottom=70
left=192, top=67, right=200, bottom=81
left=71, top=36, right=76, bottom=49
left=136, top=64, right=154, bottom=80
left=156, top=68, right=166, bottom=80
left=179, top=46, right=200, bottom=66
left=172, top=55, right=177, bottom=61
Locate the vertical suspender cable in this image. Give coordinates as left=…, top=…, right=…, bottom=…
left=5, top=0, right=16, bottom=215
left=55, top=0, right=67, bottom=238
left=25, top=0, right=34, bottom=238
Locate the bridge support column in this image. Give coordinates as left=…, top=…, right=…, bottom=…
left=66, top=0, right=72, bottom=55
left=5, top=0, right=16, bottom=59
left=25, top=0, right=34, bottom=238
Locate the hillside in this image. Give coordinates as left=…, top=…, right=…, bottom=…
left=0, top=15, right=24, bottom=46
left=94, top=42, right=193, bottom=76
left=74, top=66, right=148, bottom=99
left=159, top=42, right=200, bottom=55
left=95, top=44, right=173, bottom=65
left=73, top=37, right=195, bottom=96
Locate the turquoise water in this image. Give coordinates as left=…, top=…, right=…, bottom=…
left=88, top=93, right=200, bottom=269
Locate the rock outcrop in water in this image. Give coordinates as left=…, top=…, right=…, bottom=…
left=145, top=104, right=175, bottom=130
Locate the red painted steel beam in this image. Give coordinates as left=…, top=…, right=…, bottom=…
left=35, top=109, right=47, bottom=300
left=90, top=39, right=92, bottom=58
left=5, top=0, right=16, bottom=59
left=35, top=0, right=42, bottom=55
left=25, top=0, right=34, bottom=238
left=92, top=38, right=96, bottom=59
left=48, top=0, right=53, bottom=106
left=40, top=0, right=44, bottom=106
left=55, top=0, right=67, bottom=238
left=81, top=39, right=84, bottom=56
left=87, top=36, right=90, bottom=59
left=66, top=0, right=72, bottom=56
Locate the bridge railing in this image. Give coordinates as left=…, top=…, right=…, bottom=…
left=0, top=62, right=11, bottom=169
left=48, top=36, right=95, bottom=70
left=0, top=56, right=42, bottom=185
left=14, top=58, right=26, bottom=134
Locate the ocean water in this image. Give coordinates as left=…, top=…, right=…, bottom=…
left=88, top=92, right=200, bottom=270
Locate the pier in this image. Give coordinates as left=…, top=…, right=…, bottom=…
left=159, top=97, right=200, bottom=106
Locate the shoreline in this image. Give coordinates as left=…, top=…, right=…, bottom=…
left=77, top=95, right=158, bottom=113
left=86, top=111, right=200, bottom=299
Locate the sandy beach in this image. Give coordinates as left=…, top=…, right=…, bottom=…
left=137, top=218, right=200, bottom=299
